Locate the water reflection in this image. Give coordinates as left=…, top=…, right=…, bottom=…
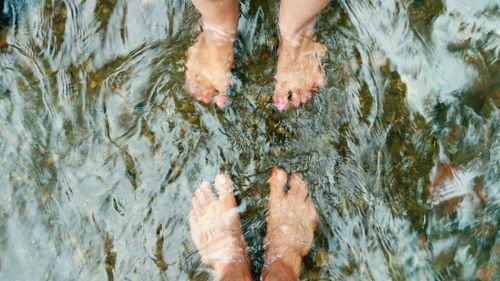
left=0, top=0, right=498, bottom=280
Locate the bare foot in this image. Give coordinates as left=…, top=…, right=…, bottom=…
left=185, top=29, right=234, bottom=108
left=189, top=174, right=251, bottom=279
left=273, top=37, right=327, bottom=110
left=263, top=168, right=318, bottom=279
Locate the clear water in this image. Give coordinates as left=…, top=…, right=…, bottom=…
left=0, top=0, right=498, bottom=280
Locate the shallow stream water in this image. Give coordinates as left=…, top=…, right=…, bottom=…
left=0, top=0, right=499, bottom=280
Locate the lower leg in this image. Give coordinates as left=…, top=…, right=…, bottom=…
left=217, top=262, right=253, bottom=281
left=279, top=0, right=329, bottom=45
left=185, top=0, right=240, bottom=107
left=191, top=0, right=239, bottom=38
left=262, top=254, right=302, bottom=281
left=273, top=0, right=330, bottom=110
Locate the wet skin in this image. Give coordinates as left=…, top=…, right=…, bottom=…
left=185, top=0, right=329, bottom=110
left=188, top=168, right=318, bottom=281
left=185, top=30, right=327, bottom=110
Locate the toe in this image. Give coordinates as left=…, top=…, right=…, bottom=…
left=195, top=91, right=212, bottom=104
left=199, top=181, right=216, bottom=203
left=194, top=181, right=215, bottom=209
left=214, top=173, right=236, bottom=206
left=214, top=173, right=233, bottom=196
left=289, top=173, right=308, bottom=199
left=186, top=78, right=214, bottom=104
left=213, top=93, right=228, bottom=108
left=300, top=90, right=313, bottom=104
left=290, top=90, right=302, bottom=108
left=186, top=74, right=210, bottom=104
left=273, top=85, right=292, bottom=110
left=273, top=95, right=288, bottom=110
left=269, top=167, right=287, bottom=199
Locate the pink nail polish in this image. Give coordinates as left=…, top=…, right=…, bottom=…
left=274, top=97, right=287, bottom=110
left=213, top=95, right=227, bottom=108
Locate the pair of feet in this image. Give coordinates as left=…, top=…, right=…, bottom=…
left=189, top=168, right=318, bottom=280
left=185, top=29, right=327, bottom=110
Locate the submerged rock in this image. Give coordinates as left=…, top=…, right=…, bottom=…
left=428, top=164, right=463, bottom=211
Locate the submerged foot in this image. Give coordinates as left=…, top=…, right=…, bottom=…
left=263, top=168, right=318, bottom=279
left=185, top=29, right=234, bottom=108
left=273, top=36, right=327, bottom=110
left=188, top=174, right=250, bottom=276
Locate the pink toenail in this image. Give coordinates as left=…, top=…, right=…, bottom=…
left=274, top=97, right=287, bottom=110
left=291, top=99, right=301, bottom=107
left=213, top=95, right=227, bottom=108
left=300, top=91, right=312, bottom=103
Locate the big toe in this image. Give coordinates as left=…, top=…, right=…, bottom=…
left=214, top=173, right=236, bottom=206
left=269, top=167, right=287, bottom=199
left=273, top=87, right=290, bottom=110
left=213, top=93, right=228, bottom=109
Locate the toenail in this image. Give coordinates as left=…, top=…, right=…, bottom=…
left=287, top=91, right=293, bottom=100
left=213, top=95, right=227, bottom=108
left=274, top=97, right=287, bottom=110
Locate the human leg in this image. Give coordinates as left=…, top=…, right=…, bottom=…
left=185, top=0, right=239, bottom=108
left=279, top=0, right=329, bottom=44
left=262, top=168, right=319, bottom=280
left=274, top=0, right=330, bottom=110
left=191, top=0, right=239, bottom=36
left=189, top=174, right=252, bottom=281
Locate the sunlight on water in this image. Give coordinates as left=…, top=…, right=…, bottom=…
left=0, top=0, right=498, bottom=280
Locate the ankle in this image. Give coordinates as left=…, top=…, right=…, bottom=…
left=201, top=18, right=236, bottom=43
left=215, top=262, right=252, bottom=281
left=263, top=251, right=303, bottom=280
left=279, top=21, right=315, bottom=47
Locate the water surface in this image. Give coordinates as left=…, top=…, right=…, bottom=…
left=0, top=0, right=499, bottom=280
